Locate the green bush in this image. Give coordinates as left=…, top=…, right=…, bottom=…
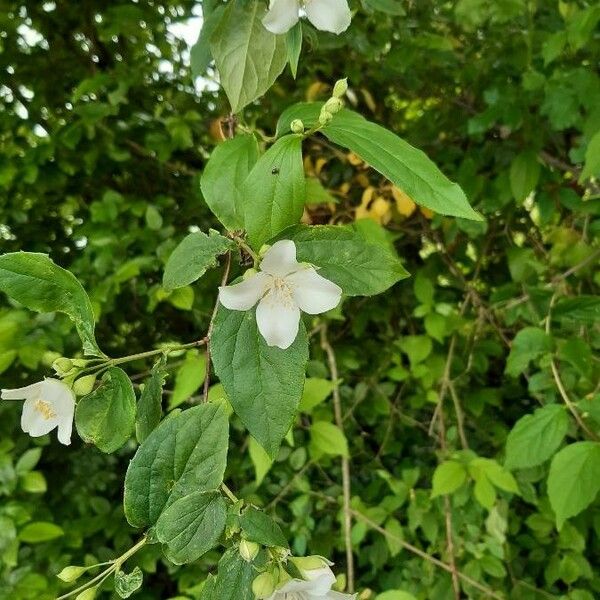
left=0, top=0, right=598, bottom=599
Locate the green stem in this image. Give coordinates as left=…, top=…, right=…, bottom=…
left=56, top=537, right=147, bottom=600
left=221, top=483, right=240, bottom=504
left=231, top=235, right=260, bottom=265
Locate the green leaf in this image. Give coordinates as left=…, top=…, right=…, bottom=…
left=124, top=403, right=229, bottom=528
left=505, top=405, right=569, bottom=470
left=363, top=0, right=406, bottom=15
left=163, top=231, right=233, bottom=291
left=552, top=295, right=600, bottom=323
left=580, top=130, right=600, bottom=181
left=114, top=567, right=143, bottom=599
left=473, top=474, right=497, bottom=509
left=190, top=5, right=226, bottom=78
left=510, top=151, right=541, bottom=202
left=240, top=506, right=288, bottom=547
left=15, top=448, right=42, bottom=475
left=156, top=491, right=227, bottom=564
left=399, top=335, right=432, bottom=366
left=211, top=307, right=308, bottom=458
left=136, top=357, right=167, bottom=444
left=75, top=367, right=136, bottom=453
left=210, top=1, right=287, bottom=113
left=299, top=378, right=334, bottom=412
left=376, top=592, right=417, bottom=600
left=276, top=104, right=481, bottom=221
left=505, top=327, right=552, bottom=377
left=19, top=522, right=64, bottom=543
left=200, top=135, right=260, bottom=230
left=248, top=437, right=273, bottom=487
left=169, top=351, right=207, bottom=409
left=209, top=547, right=255, bottom=600
left=548, top=442, right=600, bottom=529
left=0, top=252, right=102, bottom=356
left=476, top=460, right=519, bottom=494
left=286, top=22, right=302, bottom=79
left=274, top=224, right=409, bottom=296
left=431, top=461, right=467, bottom=497
left=305, top=177, right=338, bottom=205
left=243, top=135, right=306, bottom=249
left=310, top=421, right=349, bottom=458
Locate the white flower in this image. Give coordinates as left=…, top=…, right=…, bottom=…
left=266, top=564, right=356, bottom=599
left=218, top=240, right=342, bottom=350
left=263, top=0, right=352, bottom=35
left=1, top=378, right=75, bottom=445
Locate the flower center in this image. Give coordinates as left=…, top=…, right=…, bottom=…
left=34, top=399, right=56, bottom=420
left=266, top=276, right=295, bottom=308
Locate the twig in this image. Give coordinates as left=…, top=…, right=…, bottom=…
left=449, top=381, right=469, bottom=450
left=546, top=294, right=599, bottom=441
left=312, top=492, right=505, bottom=599
left=320, top=324, right=355, bottom=594
left=202, top=252, right=232, bottom=402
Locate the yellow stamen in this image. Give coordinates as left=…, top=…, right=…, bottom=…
left=34, top=399, right=56, bottom=420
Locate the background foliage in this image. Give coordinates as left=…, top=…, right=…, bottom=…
left=1, top=0, right=599, bottom=599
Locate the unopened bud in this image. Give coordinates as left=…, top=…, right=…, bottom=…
left=53, top=358, right=74, bottom=377
left=258, top=244, right=271, bottom=258
left=291, top=555, right=333, bottom=574
left=290, top=119, right=305, bottom=134
left=269, top=546, right=291, bottom=561
left=324, top=97, right=343, bottom=114
left=75, top=587, right=97, bottom=600
left=239, top=539, right=260, bottom=562
left=72, top=358, right=93, bottom=368
left=332, top=78, right=348, bottom=98
left=318, top=109, right=333, bottom=126
left=242, top=268, right=258, bottom=280
left=57, top=566, right=87, bottom=582
left=73, top=374, right=97, bottom=396
left=252, top=572, right=276, bottom=599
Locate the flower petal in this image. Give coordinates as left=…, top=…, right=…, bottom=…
left=219, top=272, right=269, bottom=311
left=302, top=567, right=337, bottom=594
left=1, top=382, right=42, bottom=401
left=256, top=291, right=300, bottom=349
left=57, top=417, right=73, bottom=445
left=305, top=0, right=352, bottom=34
left=287, top=268, right=342, bottom=314
left=40, top=378, right=76, bottom=420
left=21, top=398, right=58, bottom=437
left=260, top=240, right=301, bottom=277
left=262, top=0, right=300, bottom=34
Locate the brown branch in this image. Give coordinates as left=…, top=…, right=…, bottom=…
left=320, top=324, right=355, bottom=594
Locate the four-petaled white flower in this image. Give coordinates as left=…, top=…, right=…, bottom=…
left=218, top=240, right=342, bottom=350
left=1, top=378, right=75, bottom=445
left=267, top=565, right=356, bottom=600
left=263, top=0, right=352, bottom=35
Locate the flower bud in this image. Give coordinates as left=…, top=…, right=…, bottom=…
left=290, top=119, right=305, bottom=134
left=324, top=97, right=343, bottom=114
left=52, top=358, right=74, bottom=377
left=57, top=565, right=87, bottom=582
left=318, top=109, right=334, bottom=126
left=269, top=546, right=291, bottom=561
left=239, top=539, right=260, bottom=562
left=258, top=244, right=271, bottom=258
left=332, top=78, right=348, bottom=98
left=252, top=572, right=276, bottom=599
left=290, top=555, right=333, bottom=573
left=75, top=587, right=97, bottom=600
left=73, top=374, right=97, bottom=396
left=242, top=268, right=258, bottom=280
left=72, top=358, right=93, bottom=368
